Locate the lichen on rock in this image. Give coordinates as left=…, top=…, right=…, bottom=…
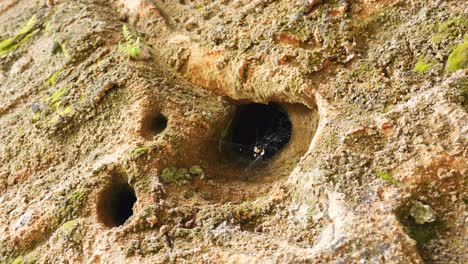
left=410, top=201, right=436, bottom=225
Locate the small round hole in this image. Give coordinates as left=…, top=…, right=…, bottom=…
left=97, top=179, right=137, bottom=228
left=222, top=103, right=292, bottom=164
left=150, top=114, right=168, bottom=134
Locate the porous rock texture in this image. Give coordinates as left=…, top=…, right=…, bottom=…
left=0, top=0, right=467, bottom=263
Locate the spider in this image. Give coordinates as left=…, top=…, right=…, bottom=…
left=238, top=130, right=292, bottom=170
left=219, top=103, right=293, bottom=170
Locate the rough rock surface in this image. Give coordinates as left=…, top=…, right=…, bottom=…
left=0, top=0, right=466, bottom=263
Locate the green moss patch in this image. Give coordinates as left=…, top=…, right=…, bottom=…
left=56, top=190, right=86, bottom=222
left=45, top=69, right=62, bottom=86
left=49, top=87, right=68, bottom=105
left=189, top=165, right=205, bottom=179
left=32, top=86, right=74, bottom=125
left=10, top=256, right=23, bottom=264
left=57, top=219, right=82, bottom=243
left=129, top=147, right=148, bottom=158
left=432, top=16, right=468, bottom=44
left=376, top=171, right=401, bottom=186
left=59, top=219, right=78, bottom=236
left=160, top=166, right=205, bottom=186
left=414, top=58, right=432, bottom=72
left=0, top=15, right=38, bottom=56
left=18, top=15, right=37, bottom=35
left=447, top=41, right=468, bottom=72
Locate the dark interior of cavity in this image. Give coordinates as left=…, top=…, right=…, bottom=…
left=150, top=113, right=168, bottom=134
left=97, top=179, right=137, bottom=228
left=222, top=103, right=292, bottom=164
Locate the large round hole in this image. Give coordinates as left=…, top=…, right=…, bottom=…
left=222, top=103, right=292, bottom=165
left=97, top=179, right=137, bottom=228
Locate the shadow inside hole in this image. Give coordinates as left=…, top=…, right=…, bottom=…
left=396, top=199, right=451, bottom=262
left=141, top=112, right=168, bottom=139
left=150, top=113, right=168, bottom=134
left=97, top=179, right=137, bottom=228
left=221, top=103, right=292, bottom=166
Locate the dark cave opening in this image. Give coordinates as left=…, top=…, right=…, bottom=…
left=222, top=103, right=292, bottom=164
left=97, top=180, right=137, bottom=228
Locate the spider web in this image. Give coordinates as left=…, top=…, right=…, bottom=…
left=217, top=111, right=293, bottom=171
